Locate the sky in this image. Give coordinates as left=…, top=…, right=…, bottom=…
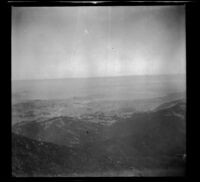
left=12, top=6, right=185, bottom=80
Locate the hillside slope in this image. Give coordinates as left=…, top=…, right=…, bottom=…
left=12, top=99, right=186, bottom=176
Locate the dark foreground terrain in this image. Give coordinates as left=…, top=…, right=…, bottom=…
left=12, top=99, right=186, bottom=177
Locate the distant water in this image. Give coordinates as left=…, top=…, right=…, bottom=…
left=12, top=74, right=186, bottom=103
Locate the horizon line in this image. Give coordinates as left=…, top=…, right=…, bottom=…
left=12, top=73, right=186, bottom=82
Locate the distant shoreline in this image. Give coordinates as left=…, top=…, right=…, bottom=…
left=12, top=74, right=186, bottom=82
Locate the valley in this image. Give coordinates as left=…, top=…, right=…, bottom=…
left=12, top=75, right=186, bottom=176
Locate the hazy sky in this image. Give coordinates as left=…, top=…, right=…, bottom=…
left=12, top=6, right=185, bottom=80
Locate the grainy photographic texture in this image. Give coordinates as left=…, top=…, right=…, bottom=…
left=12, top=6, right=186, bottom=177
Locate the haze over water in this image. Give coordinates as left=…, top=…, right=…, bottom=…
left=12, top=75, right=185, bottom=102
left=12, top=6, right=186, bottom=103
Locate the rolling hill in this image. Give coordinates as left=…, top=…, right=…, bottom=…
left=12, top=99, right=186, bottom=176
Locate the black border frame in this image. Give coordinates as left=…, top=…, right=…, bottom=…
left=5, top=0, right=198, bottom=181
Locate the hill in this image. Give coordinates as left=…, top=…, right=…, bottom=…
left=12, top=99, right=186, bottom=176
